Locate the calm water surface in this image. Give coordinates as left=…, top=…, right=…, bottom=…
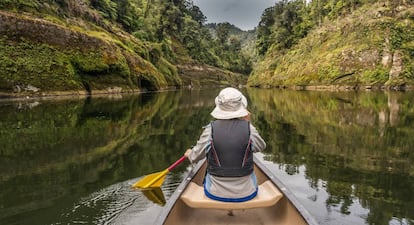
left=0, top=88, right=413, bottom=225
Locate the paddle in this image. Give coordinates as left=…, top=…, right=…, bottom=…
left=142, top=187, right=166, bottom=206
left=132, top=156, right=187, bottom=189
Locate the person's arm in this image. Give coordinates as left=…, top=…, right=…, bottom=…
left=243, top=111, right=266, bottom=152
left=184, top=124, right=212, bottom=164
left=250, top=124, right=266, bottom=152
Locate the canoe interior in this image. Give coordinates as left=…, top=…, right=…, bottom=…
left=158, top=157, right=318, bottom=225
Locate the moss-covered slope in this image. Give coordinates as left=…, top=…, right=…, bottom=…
left=249, top=2, right=414, bottom=90
left=0, top=0, right=248, bottom=97
left=0, top=11, right=182, bottom=96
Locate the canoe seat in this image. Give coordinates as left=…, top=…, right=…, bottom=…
left=181, top=180, right=283, bottom=209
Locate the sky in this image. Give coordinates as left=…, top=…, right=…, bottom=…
left=191, top=0, right=277, bottom=31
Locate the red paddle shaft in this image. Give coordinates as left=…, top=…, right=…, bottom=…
left=167, top=156, right=187, bottom=171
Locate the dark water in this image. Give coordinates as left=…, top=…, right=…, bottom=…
left=0, top=88, right=413, bottom=225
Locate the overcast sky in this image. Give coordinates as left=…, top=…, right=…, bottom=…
left=191, top=0, right=277, bottom=31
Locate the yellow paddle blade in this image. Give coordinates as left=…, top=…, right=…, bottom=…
left=132, top=169, right=169, bottom=189
left=142, top=187, right=166, bottom=206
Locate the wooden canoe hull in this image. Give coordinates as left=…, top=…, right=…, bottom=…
left=155, top=155, right=319, bottom=225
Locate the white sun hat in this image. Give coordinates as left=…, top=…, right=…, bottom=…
left=210, top=87, right=249, bottom=120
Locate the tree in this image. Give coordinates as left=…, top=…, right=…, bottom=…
left=216, top=22, right=232, bottom=45
left=115, top=0, right=143, bottom=31
left=188, top=5, right=206, bottom=25
left=256, top=6, right=275, bottom=55
left=157, top=1, right=184, bottom=40
left=229, top=37, right=241, bottom=53
left=90, top=0, right=118, bottom=20
left=270, top=0, right=305, bottom=50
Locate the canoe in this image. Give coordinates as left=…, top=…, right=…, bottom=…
left=155, top=155, right=319, bottom=225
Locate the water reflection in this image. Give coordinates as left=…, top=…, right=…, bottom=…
left=141, top=188, right=166, bottom=206
left=248, top=88, right=414, bottom=225
left=0, top=90, right=214, bottom=225
left=0, top=89, right=413, bottom=225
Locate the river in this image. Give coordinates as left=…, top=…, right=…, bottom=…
left=0, top=88, right=413, bottom=225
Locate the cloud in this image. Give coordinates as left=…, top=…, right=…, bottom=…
left=192, top=0, right=276, bottom=30
left=223, top=0, right=238, bottom=12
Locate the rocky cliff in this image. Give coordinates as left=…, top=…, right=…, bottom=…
left=0, top=11, right=179, bottom=96
left=0, top=8, right=245, bottom=97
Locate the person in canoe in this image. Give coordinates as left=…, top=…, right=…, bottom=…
left=184, top=87, right=266, bottom=202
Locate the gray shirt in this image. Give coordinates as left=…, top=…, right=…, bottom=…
left=188, top=121, right=266, bottom=198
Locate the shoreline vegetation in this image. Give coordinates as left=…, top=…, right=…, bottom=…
left=0, top=1, right=413, bottom=99
left=248, top=1, right=414, bottom=88
left=2, top=83, right=414, bottom=103
left=0, top=1, right=250, bottom=98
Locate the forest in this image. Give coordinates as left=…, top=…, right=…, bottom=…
left=0, top=0, right=413, bottom=94
left=251, top=0, right=414, bottom=89
left=0, top=0, right=252, bottom=95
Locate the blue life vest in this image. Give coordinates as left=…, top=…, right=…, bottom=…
left=207, top=119, right=253, bottom=177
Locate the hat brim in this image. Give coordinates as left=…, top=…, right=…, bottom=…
left=210, top=106, right=249, bottom=119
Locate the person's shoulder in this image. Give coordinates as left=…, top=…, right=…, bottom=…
left=249, top=123, right=259, bottom=130
left=202, top=122, right=213, bottom=129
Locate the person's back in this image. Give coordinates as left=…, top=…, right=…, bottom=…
left=184, top=87, right=266, bottom=202
left=208, top=119, right=252, bottom=178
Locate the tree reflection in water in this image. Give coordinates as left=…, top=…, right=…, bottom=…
left=0, top=88, right=413, bottom=225
left=248, top=88, right=414, bottom=225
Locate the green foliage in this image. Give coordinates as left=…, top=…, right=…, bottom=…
left=0, top=39, right=81, bottom=91
left=180, top=17, right=204, bottom=56
left=216, top=23, right=231, bottom=45
left=251, top=0, right=414, bottom=87
left=202, top=23, right=254, bottom=74
left=0, top=0, right=254, bottom=95
left=187, top=4, right=206, bottom=25
left=271, top=1, right=308, bottom=51
left=360, top=68, right=389, bottom=84
left=91, top=0, right=118, bottom=20
left=257, top=0, right=312, bottom=56
left=257, top=7, right=275, bottom=55
left=115, top=0, right=144, bottom=31
left=404, top=62, right=414, bottom=81
left=156, top=57, right=181, bottom=86
left=319, top=65, right=341, bottom=81
left=256, top=0, right=397, bottom=57
left=71, top=52, right=111, bottom=74
left=0, top=0, right=40, bottom=10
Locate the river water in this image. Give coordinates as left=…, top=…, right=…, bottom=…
left=0, top=88, right=413, bottom=225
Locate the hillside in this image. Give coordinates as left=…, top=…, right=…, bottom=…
left=0, top=0, right=248, bottom=97
left=249, top=1, right=414, bottom=90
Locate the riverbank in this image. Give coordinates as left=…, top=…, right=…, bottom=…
left=254, top=84, right=414, bottom=91
left=2, top=83, right=414, bottom=102
left=0, top=87, right=157, bottom=102
left=249, top=1, right=414, bottom=89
